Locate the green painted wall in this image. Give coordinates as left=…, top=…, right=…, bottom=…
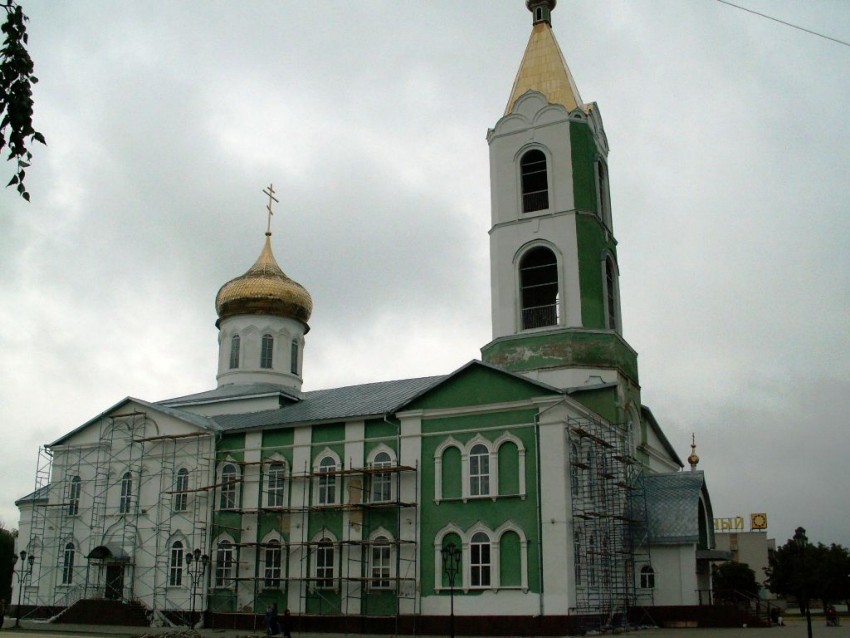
left=406, top=365, right=557, bottom=411
left=216, top=433, right=245, bottom=457
left=419, top=404, right=541, bottom=597
left=576, top=214, right=617, bottom=329
left=262, top=428, right=294, bottom=450
left=569, top=386, right=619, bottom=424
left=570, top=121, right=598, bottom=212
left=481, top=329, right=639, bottom=384
left=365, top=418, right=397, bottom=439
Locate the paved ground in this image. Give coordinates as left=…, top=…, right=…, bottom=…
left=1, top=615, right=848, bottom=638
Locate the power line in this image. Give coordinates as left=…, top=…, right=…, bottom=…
left=715, top=0, right=850, bottom=48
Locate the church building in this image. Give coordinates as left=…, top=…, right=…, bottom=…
left=15, top=2, right=719, bottom=633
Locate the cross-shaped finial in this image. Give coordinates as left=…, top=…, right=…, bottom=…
left=263, top=183, right=279, bottom=236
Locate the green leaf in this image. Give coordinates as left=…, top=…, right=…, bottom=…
left=7, top=175, right=18, bottom=186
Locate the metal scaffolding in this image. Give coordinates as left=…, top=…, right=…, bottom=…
left=568, top=415, right=651, bottom=629
left=204, top=449, right=419, bottom=632
left=18, top=412, right=216, bottom=623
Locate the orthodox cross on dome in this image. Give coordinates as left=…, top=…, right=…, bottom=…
left=263, top=183, right=279, bottom=236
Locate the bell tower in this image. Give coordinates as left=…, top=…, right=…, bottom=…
left=481, top=0, right=638, bottom=396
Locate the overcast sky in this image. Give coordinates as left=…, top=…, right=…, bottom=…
left=2, top=1, right=849, bottom=554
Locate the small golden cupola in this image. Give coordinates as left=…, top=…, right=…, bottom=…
left=215, top=234, right=313, bottom=330
left=688, top=433, right=700, bottom=471
left=214, top=185, right=312, bottom=391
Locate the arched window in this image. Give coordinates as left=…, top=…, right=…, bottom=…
left=229, top=334, right=240, bottom=369
left=174, top=468, right=189, bottom=512
left=469, top=444, right=490, bottom=497
left=62, top=542, right=75, bottom=584
left=574, top=529, right=583, bottom=585
left=370, top=451, right=392, bottom=503
left=119, top=472, right=133, bottom=513
left=317, top=456, right=337, bottom=505
left=316, top=538, right=335, bottom=589
left=640, top=565, right=655, bottom=589
left=215, top=540, right=234, bottom=587
left=68, top=476, right=81, bottom=516
left=267, top=462, right=286, bottom=507
left=260, top=333, right=274, bottom=369
left=470, top=532, right=491, bottom=587
left=220, top=464, right=239, bottom=509
left=520, top=149, right=549, bottom=213
left=596, top=161, right=610, bottom=224
left=169, top=541, right=184, bottom=586
left=520, top=247, right=558, bottom=329
left=290, top=339, right=299, bottom=375
left=370, top=535, right=391, bottom=589
left=264, top=540, right=282, bottom=588
left=588, top=534, right=597, bottom=587
left=604, top=256, right=618, bottom=331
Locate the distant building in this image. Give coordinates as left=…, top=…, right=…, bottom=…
left=15, top=1, right=723, bottom=632
left=714, top=530, right=776, bottom=598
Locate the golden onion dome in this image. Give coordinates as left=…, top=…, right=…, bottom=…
left=215, top=234, right=312, bottom=330
left=688, top=433, right=700, bottom=468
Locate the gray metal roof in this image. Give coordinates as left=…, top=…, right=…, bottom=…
left=638, top=471, right=708, bottom=545
left=641, top=405, right=684, bottom=468
left=158, top=382, right=302, bottom=406
left=15, top=484, right=50, bottom=506
left=212, top=375, right=447, bottom=431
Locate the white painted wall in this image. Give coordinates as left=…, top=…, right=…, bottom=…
left=216, top=315, right=306, bottom=391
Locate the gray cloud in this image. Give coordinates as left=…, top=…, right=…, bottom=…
left=1, top=1, right=848, bottom=550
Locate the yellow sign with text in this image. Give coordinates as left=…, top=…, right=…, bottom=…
left=713, top=513, right=768, bottom=532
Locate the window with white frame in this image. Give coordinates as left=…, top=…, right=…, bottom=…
left=470, top=532, right=492, bottom=587
left=316, top=538, right=334, bottom=589
left=370, top=536, right=391, bottom=589
left=62, top=542, right=75, bottom=584
left=220, top=463, right=239, bottom=509
left=174, top=468, right=189, bottom=512
left=68, top=476, right=81, bottom=516
left=520, top=149, right=549, bottom=213
left=469, top=444, right=491, bottom=497
left=119, top=472, right=133, bottom=513
left=169, top=541, right=184, bottom=586
left=264, top=540, right=282, bottom=588
left=229, top=334, right=240, bottom=369
left=267, top=462, right=286, bottom=507
left=519, top=246, right=559, bottom=330
left=260, top=333, right=274, bottom=369
left=317, top=456, right=336, bottom=505
left=370, top=451, right=392, bottom=503
left=640, top=565, right=655, bottom=589
left=215, top=540, right=235, bottom=587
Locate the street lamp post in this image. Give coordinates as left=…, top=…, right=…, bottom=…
left=793, top=527, right=813, bottom=638
left=13, top=550, right=36, bottom=628
left=185, top=548, right=209, bottom=629
left=440, top=542, right=461, bottom=638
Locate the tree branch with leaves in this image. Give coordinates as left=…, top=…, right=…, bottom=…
left=1, top=0, right=45, bottom=201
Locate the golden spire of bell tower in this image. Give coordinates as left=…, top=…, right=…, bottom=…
left=505, top=0, right=584, bottom=115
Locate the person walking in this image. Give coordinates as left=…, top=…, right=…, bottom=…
left=281, top=608, right=293, bottom=638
